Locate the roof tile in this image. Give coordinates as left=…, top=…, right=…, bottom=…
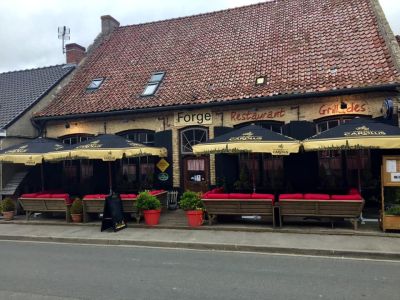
left=0, top=65, right=74, bottom=128
left=38, top=0, right=400, bottom=118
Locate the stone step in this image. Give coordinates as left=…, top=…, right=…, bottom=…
left=1, top=171, right=29, bottom=196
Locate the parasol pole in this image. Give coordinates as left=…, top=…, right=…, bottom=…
left=252, top=153, right=256, bottom=193
left=40, top=161, right=45, bottom=192
left=357, top=151, right=362, bottom=193
left=108, top=161, right=112, bottom=194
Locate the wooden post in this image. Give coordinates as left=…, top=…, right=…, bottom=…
left=108, top=161, right=112, bottom=194
left=41, top=163, right=45, bottom=192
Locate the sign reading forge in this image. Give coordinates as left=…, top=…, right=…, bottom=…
left=174, top=111, right=213, bottom=126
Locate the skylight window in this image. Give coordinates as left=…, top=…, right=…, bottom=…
left=142, top=72, right=165, bottom=96
left=87, top=78, right=104, bottom=90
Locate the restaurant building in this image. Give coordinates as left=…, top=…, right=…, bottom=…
left=34, top=0, right=400, bottom=208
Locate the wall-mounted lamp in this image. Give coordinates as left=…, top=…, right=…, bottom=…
left=340, top=101, right=348, bottom=109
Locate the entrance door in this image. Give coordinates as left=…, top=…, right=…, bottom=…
left=183, top=156, right=210, bottom=192
left=180, top=127, right=209, bottom=192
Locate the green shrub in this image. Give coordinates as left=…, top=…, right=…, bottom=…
left=179, top=191, right=203, bottom=211
left=136, top=192, right=161, bottom=210
left=2, top=198, right=15, bottom=212
left=70, top=198, right=83, bottom=214
left=386, top=206, right=400, bottom=216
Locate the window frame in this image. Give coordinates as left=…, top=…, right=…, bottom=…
left=180, top=127, right=208, bottom=155
left=86, top=78, right=104, bottom=91
left=141, top=72, right=165, bottom=97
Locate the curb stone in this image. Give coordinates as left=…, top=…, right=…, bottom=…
left=0, top=234, right=399, bottom=261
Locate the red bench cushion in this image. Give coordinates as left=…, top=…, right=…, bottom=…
left=229, top=193, right=252, bottom=199
left=203, top=193, right=229, bottom=199
left=348, top=188, right=360, bottom=195
left=51, top=194, right=69, bottom=199
left=83, top=194, right=107, bottom=200
left=21, top=193, right=39, bottom=198
left=211, top=187, right=224, bottom=194
left=120, top=194, right=137, bottom=200
left=331, top=194, right=362, bottom=200
left=35, top=194, right=52, bottom=198
left=304, top=194, right=330, bottom=200
left=279, top=193, right=303, bottom=200
left=252, top=193, right=274, bottom=200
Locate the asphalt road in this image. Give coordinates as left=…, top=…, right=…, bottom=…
left=0, top=241, right=398, bottom=300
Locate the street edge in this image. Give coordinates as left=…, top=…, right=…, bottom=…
left=0, top=234, right=399, bottom=261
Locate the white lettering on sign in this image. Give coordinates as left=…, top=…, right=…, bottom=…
left=174, top=111, right=213, bottom=126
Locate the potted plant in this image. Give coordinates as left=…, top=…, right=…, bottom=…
left=179, top=191, right=204, bottom=227
left=136, top=191, right=161, bottom=226
left=2, top=197, right=15, bottom=221
left=70, top=198, right=83, bottom=223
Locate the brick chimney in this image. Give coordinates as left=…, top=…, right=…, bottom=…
left=65, top=43, right=86, bottom=65
left=101, top=15, right=120, bottom=35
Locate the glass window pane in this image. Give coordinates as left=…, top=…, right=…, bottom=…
left=142, top=83, right=158, bottom=96
left=87, top=78, right=103, bottom=90
left=328, top=120, right=339, bottom=129
left=270, top=125, right=282, bottom=133
left=150, top=73, right=164, bottom=82
left=317, top=123, right=328, bottom=133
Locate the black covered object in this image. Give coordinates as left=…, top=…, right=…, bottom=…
left=101, top=193, right=127, bottom=232
left=207, top=124, right=297, bottom=143
left=71, top=134, right=147, bottom=150
left=306, top=117, right=400, bottom=141
left=0, top=137, right=70, bottom=155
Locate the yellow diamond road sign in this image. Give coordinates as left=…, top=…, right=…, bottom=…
left=156, top=159, right=170, bottom=172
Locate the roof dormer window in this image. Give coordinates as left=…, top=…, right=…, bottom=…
left=141, top=72, right=165, bottom=96
left=87, top=78, right=104, bottom=91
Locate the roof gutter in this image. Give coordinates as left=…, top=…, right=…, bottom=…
left=34, top=83, right=400, bottom=122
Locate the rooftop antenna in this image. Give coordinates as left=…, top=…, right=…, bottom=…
left=58, top=26, right=70, bottom=54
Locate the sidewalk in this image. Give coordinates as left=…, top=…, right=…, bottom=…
left=0, top=223, right=399, bottom=260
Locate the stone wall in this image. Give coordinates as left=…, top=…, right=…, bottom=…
left=44, top=91, right=399, bottom=188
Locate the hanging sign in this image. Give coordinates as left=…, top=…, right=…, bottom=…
left=158, top=172, right=169, bottom=181
left=156, top=159, right=170, bottom=172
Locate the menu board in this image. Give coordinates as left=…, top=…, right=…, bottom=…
left=382, top=156, right=400, bottom=186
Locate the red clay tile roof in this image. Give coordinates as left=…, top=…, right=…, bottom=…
left=38, top=0, right=400, bottom=118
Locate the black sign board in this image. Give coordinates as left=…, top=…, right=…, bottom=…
left=101, top=193, right=127, bottom=232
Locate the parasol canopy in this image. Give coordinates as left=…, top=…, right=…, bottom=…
left=45, top=134, right=167, bottom=161
left=0, top=137, right=70, bottom=166
left=302, top=118, right=400, bottom=151
left=192, top=124, right=300, bottom=155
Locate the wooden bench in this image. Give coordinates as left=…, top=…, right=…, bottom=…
left=279, top=196, right=365, bottom=230
left=82, top=191, right=168, bottom=223
left=18, top=193, right=72, bottom=222
left=201, top=193, right=275, bottom=227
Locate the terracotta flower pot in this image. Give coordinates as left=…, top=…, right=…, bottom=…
left=3, top=211, right=15, bottom=221
left=71, top=214, right=82, bottom=223
left=143, top=210, right=161, bottom=226
left=186, top=210, right=203, bottom=227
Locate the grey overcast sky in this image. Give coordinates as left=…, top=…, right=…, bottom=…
left=0, top=0, right=399, bottom=73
